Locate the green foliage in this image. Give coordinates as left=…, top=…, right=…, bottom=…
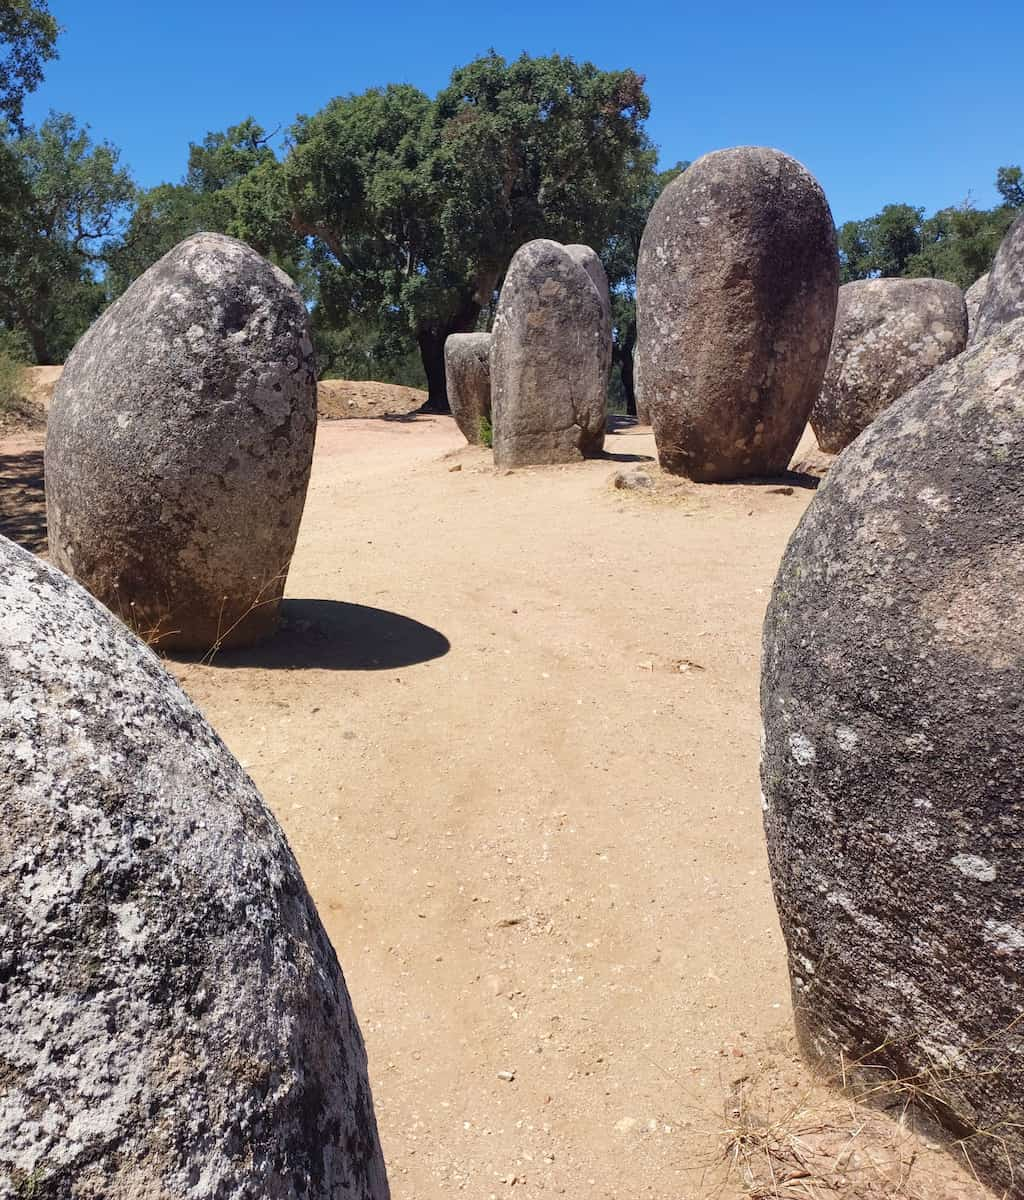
left=278, top=52, right=654, bottom=405
left=997, top=166, right=1024, bottom=209
left=107, top=119, right=303, bottom=296
left=0, top=323, right=28, bottom=416
left=839, top=167, right=1022, bottom=289
left=0, top=0, right=58, bottom=129
left=0, top=112, right=134, bottom=362
left=478, top=413, right=493, bottom=448
left=837, top=203, right=924, bottom=281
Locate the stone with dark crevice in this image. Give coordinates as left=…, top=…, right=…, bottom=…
left=45, top=233, right=317, bottom=652
left=0, top=534, right=389, bottom=1199
left=964, top=271, right=989, bottom=342
left=490, top=239, right=606, bottom=467
left=636, top=146, right=838, bottom=481
left=761, top=316, right=1024, bottom=1198
left=810, top=277, right=967, bottom=452
left=564, top=243, right=612, bottom=385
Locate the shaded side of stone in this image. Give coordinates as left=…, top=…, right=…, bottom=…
left=444, top=332, right=492, bottom=443
left=761, top=317, right=1024, bottom=1197
left=490, top=239, right=606, bottom=467
left=0, top=534, right=389, bottom=1199
left=975, top=212, right=1024, bottom=341
left=636, top=145, right=838, bottom=481
left=810, top=277, right=967, bottom=452
left=45, top=233, right=317, bottom=653
left=964, top=271, right=989, bottom=342
left=564, top=244, right=613, bottom=382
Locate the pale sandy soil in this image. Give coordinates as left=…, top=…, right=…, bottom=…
left=0, top=415, right=988, bottom=1199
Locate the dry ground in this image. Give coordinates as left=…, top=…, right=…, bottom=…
left=0, top=415, right=993, bottom=1199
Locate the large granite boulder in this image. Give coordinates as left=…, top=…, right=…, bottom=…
left=444, top=332, right=492, bottom=444
left=761, top=316, right=1024, bottom=1197
left=636, top=146, right=838, bottom=481
left=565, top=243, right=613, bottom=383
left=490, top=239, right=606, bottom=466
left=975, top=211, right=1024, bottom=341
left=46, top=232, right=317, bottom=653
left=0, top=534, right=389, bottom=1199
left=964, top=271, right=989, bottom=342
left=811, top=278, right=967, bottom=452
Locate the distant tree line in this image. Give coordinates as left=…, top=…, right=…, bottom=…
left=0, top=2, right=1020, bottom=413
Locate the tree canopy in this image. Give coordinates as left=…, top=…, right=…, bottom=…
left=276, top=52, right=654, bottom=406
left=0, top=0, right=58, bottom=129
left=837, top=171, right=1021, bottom=289
left=0, top=113, right=133, bottom=362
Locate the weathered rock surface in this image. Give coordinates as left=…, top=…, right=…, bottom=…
left=964, top=271, right=989, bottom=341
left=490, top=239, right=606, bottom=466
left=761, top=316, right=1024, bottom=1197
left=633, top=349, right=650, bottom=424
left=444, top=332, right=492, bottom=443
left=636, top=146, right=838, bottom=481
left=45, top=233, right=317, bottom=652
left=787, top=423, right=834, bottom=477
left=0, top=534, right=389, bottom=1200
left=811, top=278, right=967, bottom=452
left=975, top=212, right=1024, bottom=341
left=565, top=244, right=613, bottom=382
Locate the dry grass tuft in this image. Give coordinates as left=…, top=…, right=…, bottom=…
left=702, top=1036, right=999, bottom=1200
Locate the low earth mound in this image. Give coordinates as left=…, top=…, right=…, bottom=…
left=318, top=379, right=427, bottom=419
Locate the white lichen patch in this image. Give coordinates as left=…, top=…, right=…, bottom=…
left=951, top=854, right=997, bottom=882
left=835, top=725, right=859, bottom=752
left=983, top=920, right=1024, bottom=953
left=788, top=732, right=816, bottom=766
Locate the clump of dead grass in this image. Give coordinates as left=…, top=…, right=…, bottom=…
left=705, top=1034, right=1000, bottom=1200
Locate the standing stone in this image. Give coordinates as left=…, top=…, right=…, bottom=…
left=46, top=233, right=317, bottom=653
left=810, top=278, right=967, bottom=453
left=975, top=211, right=1024, bottom=341
left=761, top=316, right=1024, bottom=1198
left=636, top=146, right=838, bottom=481
left=633, top=348, right=650, bottom=424
left=491, top=239, right=606, bottom=466
left=0, top=534, right=389, bottom=1199
left=565, top=244, right=613, bottom=384
left=444, top=332, right=492, bottom=444
left=964, top=271, right=990, bottom=341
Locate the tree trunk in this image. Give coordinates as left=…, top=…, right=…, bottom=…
left=416, top=302, right=481, bottom=412
left=616, top=320, right=637, bottom=416
left=416, top=327, right=450, bottom=411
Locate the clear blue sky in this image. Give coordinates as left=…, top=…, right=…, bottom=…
left=23, top=0, right=1023, bottom=227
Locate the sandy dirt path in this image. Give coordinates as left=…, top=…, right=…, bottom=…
left=0, top=414, right=990, bottom=1198
left=170, top=414, right=816, bottom=1198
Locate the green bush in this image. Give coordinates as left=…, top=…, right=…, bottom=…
left=0, top=330, right=32, bottom=421
left=478, top=414, right=493, bottom=448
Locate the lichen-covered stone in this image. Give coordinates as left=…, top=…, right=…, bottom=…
left=45, top=233, right=317, bottom=653
left=810, top=278, right=967, bottom=452
left=636, top=146, right=838, bottom=481
left=564, top=243, right=612, bottom=382
left=964, top=271, right=990, bottom=342
left=761, top=316, right=1024, bottom=1197
left=490, top=239, right=606, bottom=466
left=0, top=534, right=389, bottom=1199
left=444, top=332, right=492, bottom=444
left=975, top=211, right=1024, bottom=341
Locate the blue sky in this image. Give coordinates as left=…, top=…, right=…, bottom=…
left=23, top=0, right=1023, bottom=227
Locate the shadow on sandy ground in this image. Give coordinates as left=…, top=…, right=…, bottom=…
left=0, top=447, right=46, bottom=554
